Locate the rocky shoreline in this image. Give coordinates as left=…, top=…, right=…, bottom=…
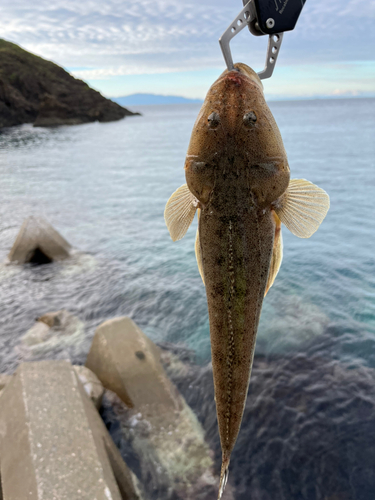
left=0, top=38, right=139, bottom=129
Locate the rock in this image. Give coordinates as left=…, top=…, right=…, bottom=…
left=162, top=349, right=375, bottom=500
left=0, top=360, right=143, bottom=500
left=87, top=317, right=230, bottom=499
left=33, top=94, right=86, bottom=127
left=17, top=309, right=85, bottom=361
left=37, top=309, right=76, bottom=329
left=8, top=216, right=71, bottom=264
left=73, top=365, right=104, bottom=409
left=0, top=38, right=139, bottom=129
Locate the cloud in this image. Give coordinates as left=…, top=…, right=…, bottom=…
left=72, top=65, right=191, bottom=80
left=332, top=89, right=360, bottom=96
left=1, top=0, right=374, bottom=96
left=1, top=1, right=373, bottom=65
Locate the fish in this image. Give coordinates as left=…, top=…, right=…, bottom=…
left=164, top=63, right=330, bottom=499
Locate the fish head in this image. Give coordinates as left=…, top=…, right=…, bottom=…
left=185, top=63, right=290, bottom=208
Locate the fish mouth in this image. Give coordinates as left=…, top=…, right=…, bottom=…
left=226, top=71, right=244, bottom=87
left=217, top=64, right=263, bottom=90
left=215, top=69, right=244, bottom=87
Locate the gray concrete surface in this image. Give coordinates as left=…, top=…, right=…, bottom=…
left=0, top=375, right=11, bottom=392
left=0, top=360, right=143, bottom=500
left=0, top=374, right=12, bottom=403
left=8, top=216, right=71, bottom=264
left=86, top=317, right=182, bottom=416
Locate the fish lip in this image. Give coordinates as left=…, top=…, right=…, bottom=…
left=218, top=70, right=245, bottom=85
left=215, top=69, right=262, bottom=91
left=226, top=72, right=243, bottom=87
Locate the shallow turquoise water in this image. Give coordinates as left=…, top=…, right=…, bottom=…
left=0, top=98, right=374, bottom=371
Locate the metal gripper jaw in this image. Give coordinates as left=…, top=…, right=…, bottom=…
left=219, top=0, right=307, bottom=79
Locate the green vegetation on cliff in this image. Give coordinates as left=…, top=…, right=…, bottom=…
left=0, top=39, right=138, bottom=128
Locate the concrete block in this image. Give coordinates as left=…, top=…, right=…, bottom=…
left=0, top=375, right=11, bottom=392
left=8, top=216, right=71, bottom=264
left=0, top=374, right=12, bottom=403
left=86, top=317, right=224, bottom=498
left=86, top=317, right=182, bottom=416
left=0, top=360, right=143, bottom=500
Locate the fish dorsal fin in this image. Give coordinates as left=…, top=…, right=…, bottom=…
left=265, top=212, right=283, bottom=296
left=164, top=184, right=198, bottom=241
left=274, top=179, right=330, bottom=238
left=195, top=209, right=205, bottom=285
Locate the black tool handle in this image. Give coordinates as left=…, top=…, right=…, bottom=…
left=246, top=0, right=307, bottom=36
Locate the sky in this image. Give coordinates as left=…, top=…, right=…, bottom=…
left=1, top=0, right=374, bottom=99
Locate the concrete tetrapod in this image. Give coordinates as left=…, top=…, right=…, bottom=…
left=7, top=216, right=71, bottom=264
left=86, top=317, right=229, bottom=500
left=86, top=317, right=181, bottom=415
left=0, top=375, right=12, bottom=402
left=0, top=360, right=143, bottom=500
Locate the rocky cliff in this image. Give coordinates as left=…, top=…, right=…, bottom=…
left=0, top=39, right=138, bottom=128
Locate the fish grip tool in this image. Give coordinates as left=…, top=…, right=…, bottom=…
left=219, top=0, right=307, bottom=79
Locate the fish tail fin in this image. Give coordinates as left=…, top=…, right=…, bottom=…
left=218, top=457, right=230, bottom=499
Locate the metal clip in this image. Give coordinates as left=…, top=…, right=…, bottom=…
left=219, top=0, right=283, bottom=79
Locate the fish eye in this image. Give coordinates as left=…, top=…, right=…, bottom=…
left=243, top=111, right=257, bottom=127
left=207, top=112, right=220, bottom=129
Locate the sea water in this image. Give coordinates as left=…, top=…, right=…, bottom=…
left=0, top=98, right=374, bottom=372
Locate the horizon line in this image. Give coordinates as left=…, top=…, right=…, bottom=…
left=111, top=94, right=375, bottom=104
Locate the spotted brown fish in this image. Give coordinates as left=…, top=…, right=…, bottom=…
left=165, top=63, right=329, bottom=499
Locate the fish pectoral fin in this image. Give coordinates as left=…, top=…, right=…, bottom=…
left=274, top=179, right=330, bottom=238
left=195, top=210, right=205, bottom=285
left=265, top=212, right=283, bottom=296
left=164, top=184, right=198, bottom=241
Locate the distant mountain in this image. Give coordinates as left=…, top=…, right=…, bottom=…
left=113, top=94, right=203, bottom=106
left=0, top=38, right=138, bottom=128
